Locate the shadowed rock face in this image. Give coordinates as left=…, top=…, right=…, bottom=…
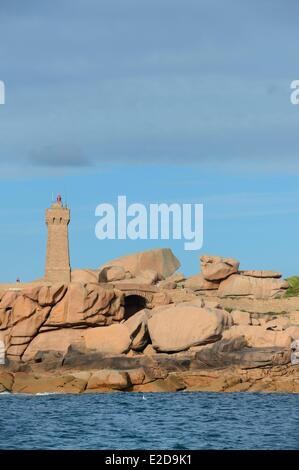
left=0, top=342, right=296, bottom=394
left=194, top=337, right=290, bottom=369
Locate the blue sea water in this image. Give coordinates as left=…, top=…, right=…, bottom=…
left=0, top=392, right=298, bottom=450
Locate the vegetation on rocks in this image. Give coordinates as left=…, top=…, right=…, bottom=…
left=284, top=276, right=299, bottom=298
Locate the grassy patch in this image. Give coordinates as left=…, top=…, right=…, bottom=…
left=284, top=276, right=299, bottom=298
left=223, top=307, right=233, bottom=313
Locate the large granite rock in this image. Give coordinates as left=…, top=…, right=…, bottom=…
left=148, top=304, right=225, bottom=352
left=0, top=291, right=19, bottom=310
left=264, top=318, right=290, bottom=331
left=222, top=325, right=292, bottom=348
left=184, top=273, right=220, bottom=290
left=194, top=336, right=290, bottom=369
left=114, top=269, right=160, bottom=286
left=10, top=307, right=51, bottom=338
left=12, top=373, right=87, bottom=394
left=84, top=324, right=132, bottom=355
left=132, top=374, right=186, bottom=393
left=44, top=283, right=124, bottom=327
left=22, top=328, right=86, bottom=361
left=231, top=310, right=251, bottom=326
left=218, top=274, right=289, bottom=299
left=101, top=248, right=180, bottom=279
left=200, top=255, right=239, bottom=281
left=11, top=296, right=37, bottom=324
left=23, top=323, right=132, bottom=362
left=240, top=270, right=282, bottom=278
left=37, top=284, right=67, bottom=306
left=0, top=371, right=14, bottom=392
left=71, top=269, right=100, bottom=284
left=123, top=309, right=149, bottom=351
left=98, top=265, right=127, bottom=282
left=86, top=369, right=130, bottom=391
left=285, top=326, right=299, bottom=340
left=165, top=288, right=197, bottom=305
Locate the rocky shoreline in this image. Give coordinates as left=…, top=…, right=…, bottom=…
left=1, top=249, right=299, bottom=394
left=1, top=349, right=298, bottom=394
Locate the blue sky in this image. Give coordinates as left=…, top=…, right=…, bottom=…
left=0, top=1, right=299, bottom=282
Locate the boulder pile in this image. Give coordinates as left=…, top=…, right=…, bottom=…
left=183, top=255, right=289, bottom=299
left=73, top=248, right=181, bottom=286
left=0, top=285, right=297, bottom=365
left=71, top=250, right=290, bottom=300
left=0, top=248, right=297, bottom=395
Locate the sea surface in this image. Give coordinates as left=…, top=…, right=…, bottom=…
left=0, top=392, right=298, bottom=450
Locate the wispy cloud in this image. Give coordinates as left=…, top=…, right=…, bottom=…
left=30, top=144, right=92, bottom=167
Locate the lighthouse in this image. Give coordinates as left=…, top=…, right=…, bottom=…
left=45, top=194, right=71, bottom=283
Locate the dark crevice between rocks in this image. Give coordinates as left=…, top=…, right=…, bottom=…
left=124, top=295, right=147, bottom=319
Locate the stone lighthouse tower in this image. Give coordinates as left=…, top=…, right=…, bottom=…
left=45, top=194, right=71, bottom=283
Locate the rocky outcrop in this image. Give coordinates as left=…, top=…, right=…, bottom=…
left=264, top=317, right=290, bottom=331
left=98, top=265, right=127, bottom=282
left=100, top=248, right=180, bottom=280
left=240, top=270, right=282, bottom=278
left=222, top=325, right=292, bottom=348
left=84, top=324, right=131, bottom=355
left=0, top=248, right=298, bottom=394
left=163, top=288, right=197, bottom=304
left=179, top=364, right=299, bottom=393
left=213, top=296, right=299, bottom=314
left=1, top=349, right=298, bottom=393
left=286, top=326, right=299, bottom=340
left=193, top=336, right=290, bottom=369
left=200, top=255, right=239, bottom=281
left=177, top=254, right=291, bottom=301
left=218, top=274, right=289, bottom=299
left=22, top=328, right=86, bottom=361
left=0, top=283, right=125, bottom=361
left=184, top=273, right=220, bottom=290
left=71, top=269, right=100, bottom=284
left=86, top=369, right=130, bottom=391
left=115, top=269, right=160, bottom=286
left=23, top=323, right=132, bottom=361
left=43, top=283, right=124, bottom=327
left=231, top=310, right=251, bottom=326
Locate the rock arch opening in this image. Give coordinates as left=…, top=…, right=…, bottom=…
left=124, top=294, right=146, bottom=319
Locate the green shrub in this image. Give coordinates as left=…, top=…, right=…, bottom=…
left=284, top=276, right=299, bottom=297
